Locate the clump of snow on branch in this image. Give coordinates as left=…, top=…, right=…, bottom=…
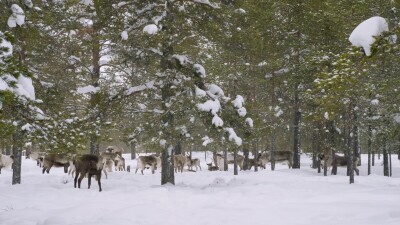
left=193, top=0, right=220, bottom=8
left=237, top=107, right=247, bottom=117
left=159, top=139, right=166, bottom=147
left=274, top=106, right=283, bottom=117
left=224, top=127, right=242, bottom=146
left=125, top=80, right=155, bottom=95
left=371, top=99, right=379, bottom=105
left=197, top=99, right=221, bottom=115
left=195, top=86, right=206, bottom=98
left=1, top=75, right=35, bottom=102
left=232, top=95, right=246, bottom=117
left=232, top=95, right=244, bottom=108
left=0, top=32, right=12, bottom=59
left=14, top=75, right=35, bottom=100
left=143, top=24, right=158, bottom=35
left=234, top=8, right=246, bottom=14
left=81, top=0, right=93, bottom=6
left=77, top=85, right=100, bottom=94
left=121, top=30, right=128, bottom=40
left=212, top=114, right=223, bottom=127
left=202, top=136, right=213, bottom=146
left=23, top=0, right=33, bottom=8
left=193, top=64, right=206, bottom=78
left=21, top=123, right=32, bottom=132
left=172, top=55, right=189, bottom=66
left=206, top=84, right=224, bottom=97
left=245, top=118, right=253, bottom=127
left=394, top=114, right=400, bottom=124
left=8, top=4, right=25, bottom=28
left=349, top=16, right=389, bottom=56
left=324, top=112, right=329, bottom=120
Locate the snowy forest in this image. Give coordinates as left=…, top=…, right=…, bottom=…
left=1, top=1, right=400, bottom=225
left=1, top=0, right=400, bottom=184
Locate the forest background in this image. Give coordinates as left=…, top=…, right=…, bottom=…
left=1, top=0, right=399, bottom=184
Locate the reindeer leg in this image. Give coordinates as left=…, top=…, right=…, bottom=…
left=78, top=172, right=85, bottom=188
left=88, top=174, right=92, bottom=189
left=103, top=169, right=108, bottom=179
left=74, top=172, right=79, bottom=188
left=97, top=171, right=102, bottom=192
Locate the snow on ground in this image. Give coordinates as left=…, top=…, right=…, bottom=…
left=1, top=153, right=400, bottom=225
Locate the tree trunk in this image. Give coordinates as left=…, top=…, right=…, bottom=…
left=243, top=148, right=249, bottom=170
left=372, top=149, right=375, bottom=166
left=331, top=155, right=338, bottom=175
left=175, top=142, right=182, bottom=155
left=311, top=128, right=318, bottom=169
left=383, top=137, right=389, bottom=177
left=233, top=150, right=238, bottom=175
left=292, top=85, right=301, bottom=169
left=389, top=148, right=392, bottom=177
left=90, top=137, right=100, bottom=155
left=213, top=150, right=218, bottom=168
left=348, top=102, right=355, bottom=184
left=5, top=145, right=11, bottom=155
left=223, top=149, right=228, bottom=171
left=161, top=145, right=175, bottom=185
left=253, top=142, right=258, bottom=172
left=130, top=141, right=136, bottom=160
left=271, top=134, right=276, bottom=171
left=367, top=122, right=372, bottom=175
left=12, top=131, right=23, bottom=185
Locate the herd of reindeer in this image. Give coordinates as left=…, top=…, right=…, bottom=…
left=0, top=146, right=359, bottom=192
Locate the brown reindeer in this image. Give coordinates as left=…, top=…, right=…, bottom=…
left=0, top=154, right=14, bottom=174
left=74, top=154, right=105, bottom=192
left=186, top=156, right=201, bottom=171
left=114, top=155, right=125, bottom=171
left=174, top=154, right=188, bottom=173
left=248, top=152, right=270, bottom=170
left=135, top=155, right=161, bottom=175
left=214, top=153, right=244, bottom=171
left=42, top=153, right=71, bottom=174
left=318, top=153, right=359, bottom=175
left=261, top=150, right=293, bottom=169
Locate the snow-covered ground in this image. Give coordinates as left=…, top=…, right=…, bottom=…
left=1, top=152, right=399, bottom=225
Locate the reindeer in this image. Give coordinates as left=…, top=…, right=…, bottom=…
left=135, top=155, right=161, bottom=175
left=114, top=155, right=125, bottom=171
left=206, top=163, right=219, bottom=171
left=186, top=156, right=201, bottom=171
left=0, top=154, right=14, bottom=174
left=248, top=153, right=268, bottom=170
left=73, top=154, right=105, bottom=192
left=174, top=154, right=188, bottom=173
left=100, top=151, right=118, bottom=176
left=318, top=153, right=360, bottom=175
left=30, top=152, right=46, bottom=167
left=42, top=153, right=71, bottom=174
left=105, top=146, right=124, bottom=156
left=67, top=155, right=76, bottom=177
left=214, top=153, right=244, bottom=171
left=261, top=150, right=293, bottom=169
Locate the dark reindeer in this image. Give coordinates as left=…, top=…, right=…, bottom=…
left=74, top=154, right=105, bottom=192
left=206, top=163, right=219, bottom=171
